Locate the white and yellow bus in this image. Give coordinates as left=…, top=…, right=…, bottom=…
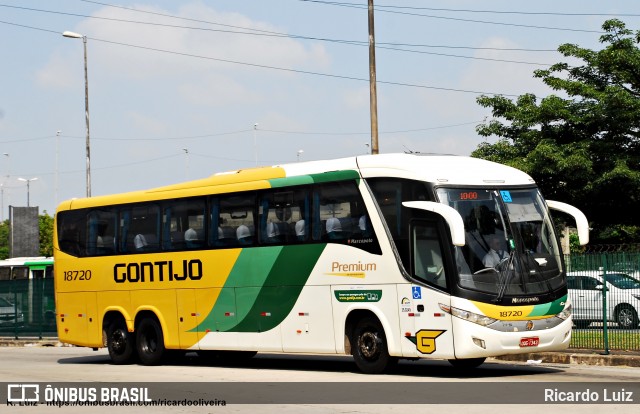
left=54, top=153, right=588, bottom=373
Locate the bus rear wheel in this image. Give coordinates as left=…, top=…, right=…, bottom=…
left=351, top=316, right=396, bottom=374
left=136, top=318, right=166, bottom=365
left=107, top=321, right=135, bottom=364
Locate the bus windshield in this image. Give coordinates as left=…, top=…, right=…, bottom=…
left=436, top=188, right=564, bottom=299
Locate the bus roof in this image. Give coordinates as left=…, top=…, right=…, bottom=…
left=57, top=153, right=534, bottom=211
left=0, top=257, right=54, bottom=267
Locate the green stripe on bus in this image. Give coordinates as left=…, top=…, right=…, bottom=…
left=269, top=176, right=315, bottom=188
left=268, top=170, right=360, bottom=188
left=309, top=170, right=360, bottom=183
left=193, top=244, right=326, bottom=333
left=224, top=243, right=326, bottom=332
left=190, top=247, right=282, bottom=333
left=528, top=295, right=567, bottom=317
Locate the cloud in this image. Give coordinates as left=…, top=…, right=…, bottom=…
left=126, top=111, right=169, bottom=135
left=35, top=1, right=330, bottom=110
left=178, top=73, right=262, bottom=106
left=76, top=2, right=330, bottom=79
left=343, top=86, right=370, bottom=110
left=459, top=36, right=557, bottom=98
left=35, top=53, right=77, bottom=89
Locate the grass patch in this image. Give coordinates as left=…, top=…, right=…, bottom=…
left=571, top=329, right=640, bottom=351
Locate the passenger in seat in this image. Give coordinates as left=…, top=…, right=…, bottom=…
left=326, top=217, right=342, bottom=240
left=237, top=225, right=252, bottom=245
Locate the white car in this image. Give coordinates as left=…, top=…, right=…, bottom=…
left=0, top=297, right=24, bottom=328
left=567, top=271, right=640, bottom=329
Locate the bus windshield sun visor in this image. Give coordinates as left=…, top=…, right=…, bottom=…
left=402, top=201, right=465, bottom=246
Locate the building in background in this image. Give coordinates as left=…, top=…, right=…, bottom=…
left=9, top=206, right=39, bottom=258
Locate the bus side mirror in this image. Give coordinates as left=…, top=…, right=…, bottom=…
left=546, top=200, right=589, bottom=245
left=402, top=201, right=465, bottom=247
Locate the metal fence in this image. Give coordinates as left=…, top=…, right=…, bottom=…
left=1, top=254, right=638, bottom=353
left=0, top=278, right=56, bottom=339
left=566, top=252, right=640, bottom=353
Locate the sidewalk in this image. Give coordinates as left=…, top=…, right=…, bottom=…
left=492, top=350, right=640, bottom=368
left=2, top=337, right=640, bottom=368
left=0, top=337, right=62, bottom=347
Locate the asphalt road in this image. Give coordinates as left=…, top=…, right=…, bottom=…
left=0, top=346, right=638, bottom=413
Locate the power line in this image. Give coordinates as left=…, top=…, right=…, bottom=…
left=76, top=0, right=559, bottom=52
left=295, top=0, right=605, bottom=33
left=297, top=0, right=640, bottom=17
left=80, top=36, right=523, bottom=97
left=260, top=120, right=483, bottom=135
left=1, top=18, right=523, bottom=96
left=0, top=3, right=558, bottom=62
left=1, top=121, right=483, bottom=144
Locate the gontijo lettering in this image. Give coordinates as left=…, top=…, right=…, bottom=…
left=114, top=259, right=203, bottom=283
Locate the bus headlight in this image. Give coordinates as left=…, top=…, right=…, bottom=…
left=439, top=304, right=497, bottom=326
left=556, top=304, right=572, bottom=320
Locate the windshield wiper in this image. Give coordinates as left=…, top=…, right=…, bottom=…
left=493, top=253, right=514, bottom=303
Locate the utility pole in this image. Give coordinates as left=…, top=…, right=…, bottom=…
left=368, top=0, right=379, bottom=155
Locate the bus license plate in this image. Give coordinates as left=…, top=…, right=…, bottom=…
left=520, top=337, right=539, bottom=347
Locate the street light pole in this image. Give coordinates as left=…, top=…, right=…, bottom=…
left=17, top=178, right=38, bottom=207
left=368, top=0, right=379, bottom=155
left=253, top=123, right=258, bottom=166
left=56, top=130, right=61, bottom=207
left=63, top=31, right=91, bottom=197
left=182, top=148, right=189, bottom=180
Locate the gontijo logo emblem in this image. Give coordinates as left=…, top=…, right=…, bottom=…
left=405, top=330, right=446, bottom=354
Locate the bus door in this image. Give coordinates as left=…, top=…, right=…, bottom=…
left=405, top=220, right=455, bottom=358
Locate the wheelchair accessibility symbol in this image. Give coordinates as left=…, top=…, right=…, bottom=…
left=412, top=286, right=422, bottom=299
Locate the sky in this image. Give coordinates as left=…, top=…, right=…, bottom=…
left=1, top=0, right=640, bottom=218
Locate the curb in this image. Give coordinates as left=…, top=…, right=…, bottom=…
left=0, top=338, right=62, bottom=347
left=492, top=352, right=640, bottom=368
left=3, top=339, right=640, bottom=368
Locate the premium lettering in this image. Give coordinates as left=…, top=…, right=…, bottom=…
left=331, top=261, right=377, bottom=272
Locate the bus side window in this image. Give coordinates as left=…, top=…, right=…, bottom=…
left=58, top=210, right=88, bottom=257
left=121, top=204, right=160, bottom=253
left=411, top=221, right=448, bottom=290
left=218, top=193, right=256, bottom=247
left=87, top=209, right=116, bottom=256
left=259, top=189, right=309, bottom=245
left=315, top=181, right=373, bottom=241
left=163, top=198, right=205, bottom=250
left=0, top=268, right=11, bottom=280
left=12, top=266, right=29, bottom=280
left=316, top=181, right=360, bottom=241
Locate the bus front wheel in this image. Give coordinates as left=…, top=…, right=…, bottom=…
left=107, top=321, right=135, bottom=364
left=351, top=316, right=397, bottom=374
left=136, top=318, right=166, bottom=365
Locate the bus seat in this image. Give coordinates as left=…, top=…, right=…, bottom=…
left=216, top=226, right=236, bottom=246
left=295, top=219, right=306, bottom=241
left=237, top=225, right=253, bottom=245
left=326, top=217, right=343, bottom=240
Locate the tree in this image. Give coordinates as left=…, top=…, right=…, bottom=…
left=0, top=212, right=55, bottom=259
left=39, top=211, right=54, bottom=257
left=473, top=19, right=640, bottom=244
left=0, top=220, right=8, bottom=259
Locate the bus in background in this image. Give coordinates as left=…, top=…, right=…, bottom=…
left=53, top=153, right=588, bottom=373
left=0, top=257, right=55, bottom=333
